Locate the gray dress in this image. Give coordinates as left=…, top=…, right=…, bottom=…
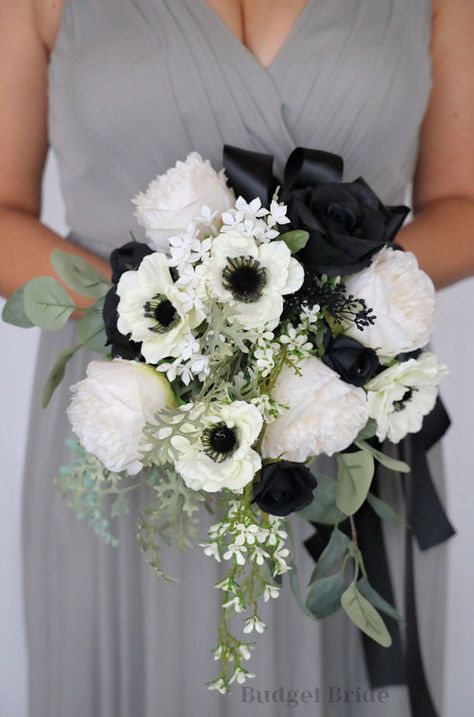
left=23, top=1, right=448, bottom=715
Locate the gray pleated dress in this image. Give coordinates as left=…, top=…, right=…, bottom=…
left=23, top=1, right=448, bottom=715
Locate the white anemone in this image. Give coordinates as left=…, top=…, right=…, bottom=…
left=366, top=352, right=448, bottom=443
left=174, top=401, right=263, bottom=492
left=198, top=230, right=304, bottom=330
left=116, top=252, right=204, bottom=364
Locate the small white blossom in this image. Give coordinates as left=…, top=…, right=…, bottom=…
left=223, top=544, right=248, bottom=565
left=243, top=616, right=266, bottom=634
left=222, top=596, right=244, bottom=613
left=238, top=644, right=253, bottom=661
left=263, top=584, right=281, bottom=602
left=214, top=576, right=236, bottom=592
left=208, top=678, right=228, bottom=694
left=200, top=542, right=221, bottom=562
left=269, top=199, right=291, bottom=226
left=299, top=303, right=321, bottom=326
left=229, top=668, right=255, bottom=685
left=252, top=546, right=270, bottom=566
left=279, top=325, right=313, bottom=356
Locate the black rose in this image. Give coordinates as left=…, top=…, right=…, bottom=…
left=288, top=178, right=409, bottom=275
left=253, top=461, right=317, bottom=517
left=102, top=288, right=143, bottom=360
left=322, top=335, right=379, bottom=387
left=110, top=241, right=153, bottom=284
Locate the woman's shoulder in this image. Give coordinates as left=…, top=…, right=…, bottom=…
left=33, top=0, right=65, bottom=54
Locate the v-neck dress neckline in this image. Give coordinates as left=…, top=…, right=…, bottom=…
left=189, top=0, right=316, bottom=76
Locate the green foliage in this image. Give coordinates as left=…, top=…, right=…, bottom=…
left=367, top=492, right=404, bottom=524
left=309, top=527, right=351, bottom=583
left=1, top=284, right=34, bottom=328
left=76, top=298, right=107, bottom=353
left=336, top=450, right=375, bottom=516
left=279, top=230, right=309, bottom=253
left=51, top=249, right=111, bottom=297
left=298, top=474, right=347, bottom=525
left=55, top=439, right=138, bottom=547
left=137, top=468, right=204, bottom=582
left=42, top=345, right=81, bottom=409
left=356, top=577, right=402, bottom=622
left=341, top=583, right=392, bottom=647
left=356, top=439, right=410, bottom=474
left=23, top=276, right=74, bottom=330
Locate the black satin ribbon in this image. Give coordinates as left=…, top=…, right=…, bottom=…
left=305, top=397, right=455, bottom=717
left=223, top=144, right=343, bottom=204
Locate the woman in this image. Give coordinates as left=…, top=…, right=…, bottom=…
left=0, top=1, right=473, bottom=715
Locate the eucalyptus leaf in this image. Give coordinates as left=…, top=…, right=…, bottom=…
left=310, top=528, right=351, bottom=583
left=51, top=249, right=110, bottom=297
left=367, top=492, right=404, bottom=525
left=76, top=299, right=107, bottom=354
left=341, top=583, right=392, bottom=647
left=298, top=474, right=347, bottom=525
left=1, top=284, right=34, bottom=328
left=306, top=573, right=346, bottom=619
left=41, top=345, right=81, bottom=408
left=336, top=451, right=375, bottom=516
left=279, top=230, right=309, bottom=253
left=23, top=277, right=74, bottom=330
left=357, top=577, right=402, bottom=622
left=356, top=440, right=410, bottom=474
left=356, top=420, right=377, bottom=442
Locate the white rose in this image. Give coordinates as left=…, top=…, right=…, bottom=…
left=133, top=152, right=235, bottom=252
left=343, top=247, right=435, bottom=358
left=174, top=401, right=263, bottom=493
left=67, top=360, right=176, bottom=475
left=116, top=252, right=204, bottom=364
left=366, top=352, right=448, bottom=443
left=198, top=230, right=304, bottom=330
left=262, top=357, right=369, bottom=462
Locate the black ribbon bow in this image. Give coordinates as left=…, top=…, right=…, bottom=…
left=223, top=144, right=344, bottom=206
left=223, top=144, right=455, bottom=717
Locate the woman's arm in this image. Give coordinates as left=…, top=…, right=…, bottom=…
left=398, top=0, right=474, bottom=289
left=0, top=0, right=110, bottom=308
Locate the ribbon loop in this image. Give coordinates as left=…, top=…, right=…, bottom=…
left=284, top=148, right=344, bottom=194
left=223, top=145, right=276, bottom=206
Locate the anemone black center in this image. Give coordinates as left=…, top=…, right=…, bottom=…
left=144, top=294, right=179, bottom=333
left=393, top=387, right=415, bottom=412
left=202, top=423, right=240, bottom=463
left=222, top=256, right=267, bottom=303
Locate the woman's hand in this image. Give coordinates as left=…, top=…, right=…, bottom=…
left=0, top=0, right=110, bottom=313
left=399, top=0, right=474, bottom=289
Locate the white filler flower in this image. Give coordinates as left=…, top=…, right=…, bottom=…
left=262, top=357, right=368, bottom=462
left=67, top=360, right=175, bottom=475
left=366, top=352, right=448, bottom=443
left=343, top=247, right=435, bottom=358
left=116, top=253, right=204, bottom=364
left=199, top=230, right=304, bottom=330
left=133, top=152, right=235, bottom=252
left=174, top=402, right=263, bottom=492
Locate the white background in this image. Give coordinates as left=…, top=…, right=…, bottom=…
left=0, top=155, right=473, bottom=716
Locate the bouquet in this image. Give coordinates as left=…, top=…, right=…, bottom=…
left=3, top=147, right=448, bottom=693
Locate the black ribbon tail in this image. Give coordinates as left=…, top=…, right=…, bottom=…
left=304, top=397, right=455, bottom=717
left=283, top=148, right=344, bottom=193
